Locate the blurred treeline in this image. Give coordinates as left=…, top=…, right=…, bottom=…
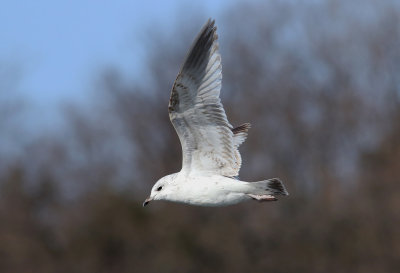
left=1, top=1, right=400, bottom=272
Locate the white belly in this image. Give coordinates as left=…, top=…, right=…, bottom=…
left=172, top=175, right=250, bottom=206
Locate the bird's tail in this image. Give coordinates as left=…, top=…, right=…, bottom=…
left=248, top=178, right=289, bottom=196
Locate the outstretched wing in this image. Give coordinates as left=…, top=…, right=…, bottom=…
left=169, top=19, right=242, bottom=177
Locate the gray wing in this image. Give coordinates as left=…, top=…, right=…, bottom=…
left=168, top=19, right=242, bottom=177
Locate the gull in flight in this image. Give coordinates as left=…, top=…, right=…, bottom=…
left=143, top=19, right=288, bottom=207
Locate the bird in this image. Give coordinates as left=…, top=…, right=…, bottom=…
left=143, top=19, right=288, bottom=207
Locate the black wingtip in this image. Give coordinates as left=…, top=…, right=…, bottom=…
left=232, top=123, right=251, bottom=135
left=181, top=18, right=218, bottom=72
left=204, top=18, right=216, bottom=32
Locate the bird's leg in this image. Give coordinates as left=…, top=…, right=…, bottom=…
left=247, top=194, right=277, bottom=202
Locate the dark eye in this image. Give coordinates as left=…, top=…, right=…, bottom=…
left=156, top=186, right=163, bottom=191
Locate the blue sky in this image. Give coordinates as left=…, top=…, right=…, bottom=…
left=0, top=0, right=239, bottom=111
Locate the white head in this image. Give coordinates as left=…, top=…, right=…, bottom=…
left=143, top=173, right=177, bottom=207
